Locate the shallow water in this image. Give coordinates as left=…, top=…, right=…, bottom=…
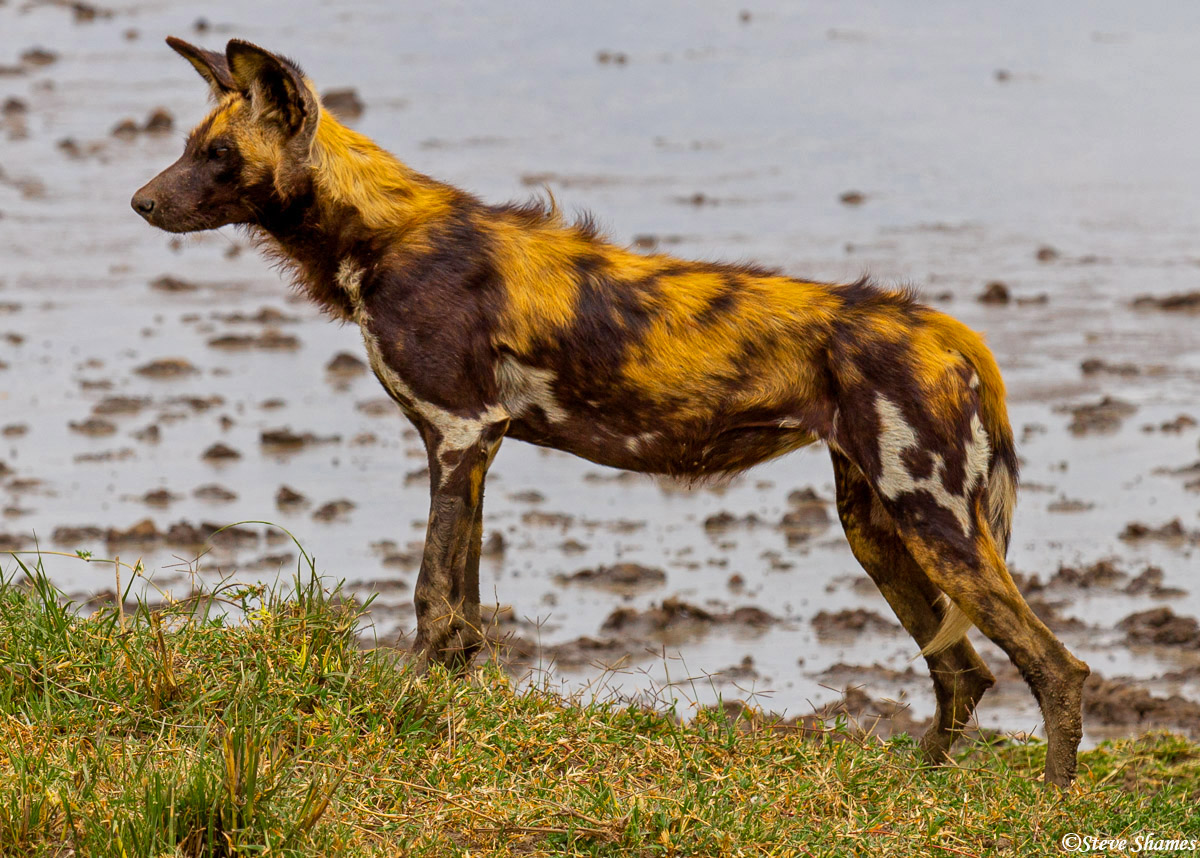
left=2, top=0, right=1199, bottom=740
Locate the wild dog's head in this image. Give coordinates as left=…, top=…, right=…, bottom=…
left=132, top=38, right=319, bottom=232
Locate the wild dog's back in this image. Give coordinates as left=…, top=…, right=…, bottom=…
left=474, top=214, right=849, bottom=474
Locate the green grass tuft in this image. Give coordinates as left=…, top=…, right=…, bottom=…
left=0, top=551, right=1196, bottom=856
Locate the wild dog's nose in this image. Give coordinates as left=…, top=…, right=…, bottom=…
left=131, top=195, right=156, bottom=217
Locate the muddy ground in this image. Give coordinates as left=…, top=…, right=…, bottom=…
left=1, top=1, right=1199, bottom=745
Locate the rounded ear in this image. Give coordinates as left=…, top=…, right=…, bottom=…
left=225, top=39, right=312, bottom=135
left=166, top=36, right=235, bottom=98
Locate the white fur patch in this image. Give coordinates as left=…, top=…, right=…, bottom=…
left=874, top=395, right=990, bottom=536
left=359, top=326, right=508, bottom=486
left=336, top=259, right=366, bottom=315
left=495, top=356, right=566, bottom=423
left=987, top=459, right=1016, bottom=551
left=625, top=431, right=659, bottom=453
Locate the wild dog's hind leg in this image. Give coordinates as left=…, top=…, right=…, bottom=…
left=831, top=450, right=994, bottom=762
left=896, top=516, right=1088, bottom=787
left=413, top=416, right=508, bottom=669
left=846, top=392, right=1088, bottom=787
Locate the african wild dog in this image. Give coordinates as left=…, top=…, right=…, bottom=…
left=132, top=38, right=1090, bottom=787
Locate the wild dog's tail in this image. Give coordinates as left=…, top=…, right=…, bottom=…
left=919, top=313, right=1020, bottom=657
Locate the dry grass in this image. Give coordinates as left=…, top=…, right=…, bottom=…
left=0, top=550, right=1196, bottom=856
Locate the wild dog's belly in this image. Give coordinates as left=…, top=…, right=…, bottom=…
left=494, top=353, right=828, bottom=475
left=504, top=410, right=820, bottom=476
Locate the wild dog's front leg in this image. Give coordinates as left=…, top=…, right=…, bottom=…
left=412, top=416, right=508, bottom=669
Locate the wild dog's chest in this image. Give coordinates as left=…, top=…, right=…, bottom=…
left=337, top=260, right=511, bottom=450
left=358, top=321, right=419, bottom=416
left=336, top=261, right=418, bottom=410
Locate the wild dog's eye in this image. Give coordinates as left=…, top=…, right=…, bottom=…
left=208, top=145, right=230, bottom=161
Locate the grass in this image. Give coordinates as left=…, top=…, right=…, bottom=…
left=0, top=550, right=1197, bottom=857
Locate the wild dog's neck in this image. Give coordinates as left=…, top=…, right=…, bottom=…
left=308, top=112, right=458, bottom=234
left=257, top=111, right=461, bottom=316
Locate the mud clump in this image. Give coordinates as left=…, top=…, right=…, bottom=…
left=313, top=500, right=356, bottom=521
left=52, top=519, right=256, bottom=550
left=111, top=118, right=139, bottom=138
left=717, top=655, right=759, bottom=681
left=1080, top=358, right=1140, bottom=377
left=710, top=687, right=933, bottom=742
left=133, top=424, right=161, bottom=443
left=106, top=518, right=161, bottom=544
left=404, top=467, right=429, bottom=486
left=193, top=484, right=237, bottom=502
left=521, top=510, right=574, bottom=528
left=977, top=281, right=1010, bottom=304
left=1046, top=496, right=1093, bottom=513
left=150, top=275, right=198, bottom=293
left=1119, top=518, right=1199, bottom=544
left=65, top=2, right=114, bottom=23
left=207, top=330, right=300, bottom=350
left=1026, top=596, right=1087, bottom=633
left=820, top=661, right=920, bottom=684
left=595, top=50, right=629, bottom=66
left=482, top=531, right=505, bottom=557
left=703, top=511, right=761, bottom=531
left=811, top=608, right=898, bottom=638
left=1131, top=292, right=1200, bottom=313
left=69, top=417, right=116, bottom=437
left=1119, top=608, right=1200, bottom=649
left=326, top=352, right=367, bottom=375
left=275, top=485, right=308, bottom=508
left=21, top=48, right=58, bottom=67
left=1149, top=414, right=1198, bottom=433
left=93, top=395, right=149, bottom=416
left=601, top=596, right=777, bottom=641
left=168, top=395, right=225, bottom=413
left=242, top=552, right=296, bottom=571
left=0, top=533, right=29, bottom=552
left=112, top=107, right=174, bottom=138
left=1050, top=559, right=1126, bottom=589
left=356, top=398, right=395, bottom=417
left=214, top=307, right=298, bottom=325
left=143, top=107, right=174, bottom=133
left=201, top=443, right=241, bottom=461
left=779, top=488, right=831, bottom=543
left=165, top=520, right=258, bottom=549
left=545, top=636, right=642, bottom=669
left=556, top=563, right=666, bottom=592
left=508, top=490, right=545, bottom=503
left=839, top=190, right=866, bottom=206
left=260, top=428, right=341, bottom=451
left=322, top=88, right=365, bottom=120
left=139, top=488, right=178, bottom=506
left=1123, top=567, right=1186, bottom=599
left=1084, top=675, right=1200, bottom=735
left=1065, top=396, right=1137, bottom=435
left=135, top=358, right=198, bottom=379
left=52, top=525, right=104, bottom=544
